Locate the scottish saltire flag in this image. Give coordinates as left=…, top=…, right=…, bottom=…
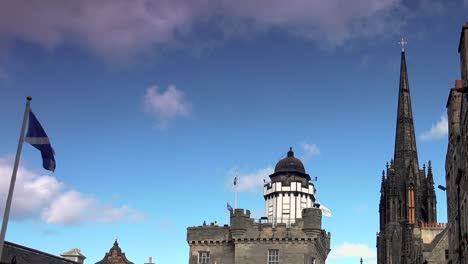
left=25, top=110, right=56, bottom=171
left=227, top=203, right=233, bottom=212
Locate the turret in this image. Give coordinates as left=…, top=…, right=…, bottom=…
left=380, top=170, right=386, bottom=193
left=264, top=148, right=316, bottom=226
left=229, top=209, right=251, bottom=238
left=302, top=208, right=322, bottom=233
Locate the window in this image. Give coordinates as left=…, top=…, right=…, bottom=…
left=283, top=203, right=290, bottom=215
left=445, top=249, right=449, bottom=260
left=198, top=251, right=210, bottom=264
left=268, top=249, right=279, bottom=264
left=408, top=185, right=415, bottom=224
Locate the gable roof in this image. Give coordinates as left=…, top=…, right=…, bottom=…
left=95, top=240, right=134, bottom=264
left=1, top=241, right=78, bottom=264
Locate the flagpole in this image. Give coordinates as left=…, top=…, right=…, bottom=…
left=235, top=184, right=238, bottom=209
left=0, top=96, right=31, bottom=260
left=234, top=173, right=238, bottom=210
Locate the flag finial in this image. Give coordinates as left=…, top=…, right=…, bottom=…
left=26, top=96, right=32, bottom=101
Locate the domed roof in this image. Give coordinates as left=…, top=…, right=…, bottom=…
left=274, top=147, right=306, bottom=174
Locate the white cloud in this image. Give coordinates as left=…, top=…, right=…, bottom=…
left=301, top=143, right=320, bottom=159
left=0, top=0, right=443, bottom=61
left=41, top=191, right=93, bottom=225
left=0, top=157, right=63, bottom=219
left=329, top=242, right=376, bottom=263
left=91, top=204, right=144, bottom=224
left=0, top=157, right=143, bottom=225
left=143, top=84, right=191, bottom=129
left=229, top=167, right=273, bottom=192
left=420, top=115, right=448, bottom=141
left=0, top=0, right=193, bottom=61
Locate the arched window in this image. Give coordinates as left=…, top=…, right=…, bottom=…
left=408, top=185, right=415, bottom=224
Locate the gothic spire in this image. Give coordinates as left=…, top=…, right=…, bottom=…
left=393, top=50, right=419, bottom=174
left=427, top=160, right=434, bottom=184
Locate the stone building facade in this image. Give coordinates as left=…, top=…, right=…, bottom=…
left=187, top=149, right=331, bottom=264
left=376, top=49, right=448, bottom=264
left=95, top=240, right=134, bottom=264
left=445, top=22, right=468, bottom=264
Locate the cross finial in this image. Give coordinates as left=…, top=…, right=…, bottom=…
left=398, top=38, right=408, bottom=52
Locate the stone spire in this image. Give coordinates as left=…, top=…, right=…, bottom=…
left=426, top=160, right=437, bottom=222
left=393, top=50, right=419, bottom=176
left=427, top=161, right=433, bottom=178
left=380, top=170, right=386, bottom=194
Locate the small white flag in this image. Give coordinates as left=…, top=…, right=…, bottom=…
left=319, top=204, right=332, bottom=217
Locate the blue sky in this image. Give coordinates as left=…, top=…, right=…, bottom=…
left=0, top=1, right=467, bottom=263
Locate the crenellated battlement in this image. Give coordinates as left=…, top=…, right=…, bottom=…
left=187, top=226, right=230, bottom=243
left=187, top=207, right=328, bottom=245
left=228, top=207, right=327, bottom=240
left=418, top=222, right=447, bottom=229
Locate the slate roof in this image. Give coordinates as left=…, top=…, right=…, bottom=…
left=1, top=241, right=78, bottom=264
left=274, top=148, right=306, bottom=174
left=61, top=248, right=86, bottom=259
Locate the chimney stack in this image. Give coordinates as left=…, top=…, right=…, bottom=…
left=144, top=256, right=154, bottom=264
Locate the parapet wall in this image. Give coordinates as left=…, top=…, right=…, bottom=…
left=187, top=207, right=331, bottom=264
left=186, top=208, right=330, bottom=246
left=229, top=208, right=329, bottom=245
left=419, top=222, right=447, bottom=229
left=187, top=226, right=231, bottom=243
left=418, top=223, right=447, bottom=245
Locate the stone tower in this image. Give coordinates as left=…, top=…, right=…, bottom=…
left=376, top=50, right=445, bottom=264
left=445, top=22, right=468, bottom=264
left=187, top=148, right=330, bottom=264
